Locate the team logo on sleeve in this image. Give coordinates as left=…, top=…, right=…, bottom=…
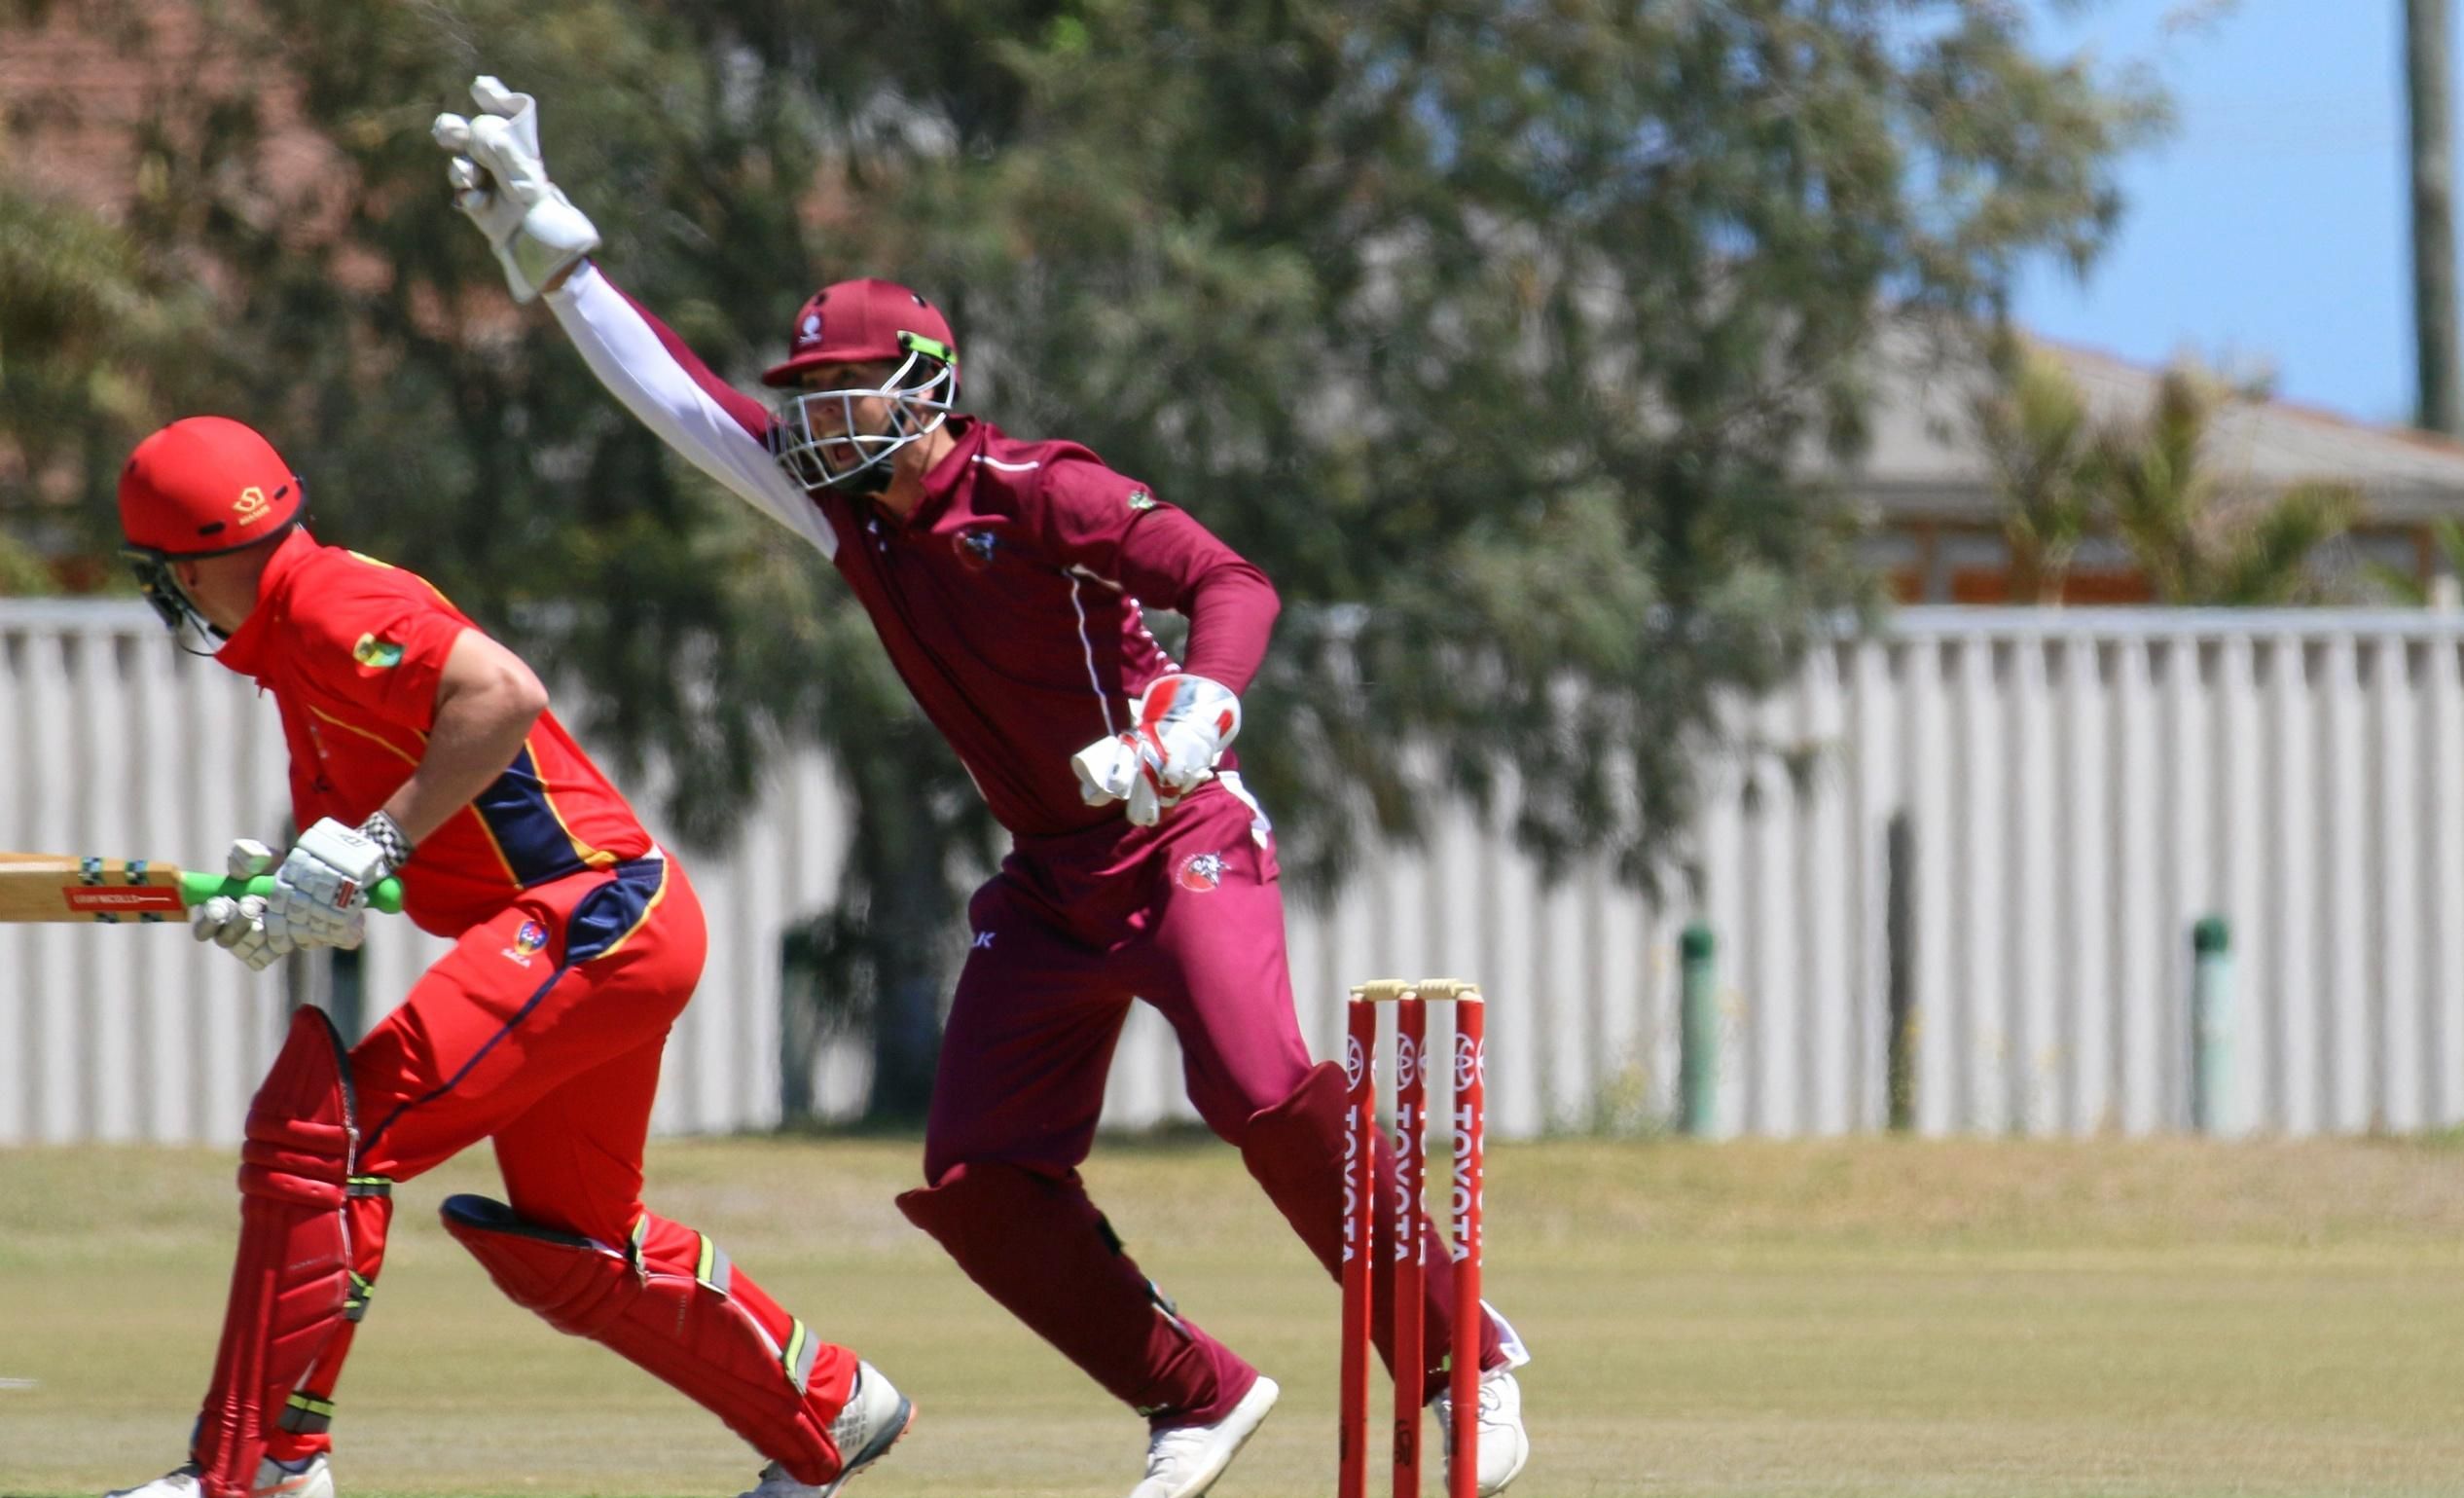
left=1174, top=852, right=1224, bottom=893
left=351, top=633, right=405, bottom=672
left=1126, top=488, right=1157, bottom=513
left=502, top=919, right=551, bottom=968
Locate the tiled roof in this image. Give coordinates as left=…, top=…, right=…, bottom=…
left=1842, top=331, right=2464, bottom=524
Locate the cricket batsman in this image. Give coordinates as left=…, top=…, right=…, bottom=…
left=431, top=78, right=1533, bottom=1497
left=101, top=416, right=913, bottom=1498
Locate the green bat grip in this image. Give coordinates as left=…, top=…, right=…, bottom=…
left=179, top=870, right=406, bottom=915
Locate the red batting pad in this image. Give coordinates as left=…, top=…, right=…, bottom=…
left=441, top=1195, right=855, bottom=1485
left=192, top=1006, right=356, bottom=1494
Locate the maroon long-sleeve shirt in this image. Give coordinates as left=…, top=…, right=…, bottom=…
left=547, top=263, right=1281, bottom=838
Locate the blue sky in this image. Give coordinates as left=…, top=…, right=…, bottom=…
left=2016, top=1, right=2414, bottom=422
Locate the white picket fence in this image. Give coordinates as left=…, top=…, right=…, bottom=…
left=4, top=602, right=2462, bottom=1145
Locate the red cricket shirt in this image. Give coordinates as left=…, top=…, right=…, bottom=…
left=213, top=529, right=654, bottom=937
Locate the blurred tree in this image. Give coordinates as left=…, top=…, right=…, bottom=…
left=796, top=1, right=2161, bottom=889
left=0, top=0, right=2159, bottom=1117
left=2095, top=363, right=2360, bottom=604
left=1971, top=349, right=2360, bottom=605
left=2366, top=515, right=2464, bottom=604
left=1971, top=340, right=2100, bottom=604
left=0, top=172, right=212, bottom=586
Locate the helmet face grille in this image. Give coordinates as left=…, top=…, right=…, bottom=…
left=768, top=349, right=957, bottom=495
left=118, top=544, right=228, bottom=653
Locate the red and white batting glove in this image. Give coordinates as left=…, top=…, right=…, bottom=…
left=263, top=817, right=397, bottom=951
left=1070, top=674, right=1243, bottom=826
left=190, top=838, right=294, bottom=973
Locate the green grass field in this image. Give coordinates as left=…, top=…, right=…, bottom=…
left=6, top=1134, right=2464, bottom=1497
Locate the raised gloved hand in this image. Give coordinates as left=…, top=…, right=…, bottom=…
left=431, top=75, right=600, bottom=303
left=190, top=839, right=295, bottom=972
left=262, top=817, right=398, bottom=952
left=1070, top=674, right=1243, bottom=826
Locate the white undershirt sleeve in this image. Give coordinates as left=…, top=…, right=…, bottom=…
left=546, top=262, right=837, bottom=559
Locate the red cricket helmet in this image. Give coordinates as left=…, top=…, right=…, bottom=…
left=760, top=278, right=959, bottom=389
left=117, top=416, right=306, bottom=644
left=118, top=416, right=305, bottom=558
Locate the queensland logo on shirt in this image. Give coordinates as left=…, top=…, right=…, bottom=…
left=351, top=633, right=405, bottom=674
left=954, top=528, right=1001, bottom=570
left=1175, top=852, right=1225, bottom=894
left=1125, top=488, right=1157, bottom=514
left=502, top=918, right=551, bottom=968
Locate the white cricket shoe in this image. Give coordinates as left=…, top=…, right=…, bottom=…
left=1128, top=1373, right=1280, bottom=1498
left=1432, top=1302, right=1533, bottom=1496
left=104, top=1454, right=331, bottom=1498
left=100, top=1466, right=199, bottom=1498
left=251, top=1455, right=332, bottom=1498
left=1432, top=1367, right=1529, bottom=1495
left=736, top=1360, right=915, bottom=1498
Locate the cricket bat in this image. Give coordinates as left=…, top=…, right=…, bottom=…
left=0, top=855, right=405, bottom=924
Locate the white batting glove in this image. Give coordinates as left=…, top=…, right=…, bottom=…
left=190, top=838, right=292, bottom=970
left=191, top=894, right=293, bottom=972
left=226, top=837, right=276, bottom=883
left=263, top=818, right=387, bottom=951
left=431, top=76, right=599, bottom=303
left=1070, top=675, right=1243, bottom=826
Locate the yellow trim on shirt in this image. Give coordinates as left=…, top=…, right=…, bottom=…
left=305, top=705, right=421, bottom=767
left=344, top=549, right=454, bottom=604
left=526, top=735, right=618, bottom=871
left=457, top=803, right=523, bottom=885
left=305, top=706, right=518, bottom=884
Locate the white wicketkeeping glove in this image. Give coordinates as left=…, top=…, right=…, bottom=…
left=1070, top=735, right=1162, bottom=825
left=262, top=819, right=387, bottom=952
left=431, top=76, right=600, bottom=304
left=1070, top=674, right=1243, bottom=826
left=190, top=839, right=294, bottom=972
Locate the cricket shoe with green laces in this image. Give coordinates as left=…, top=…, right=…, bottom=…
left=1128, top=1373, right=1280, bottom=1498
left=103, top=1453, right=332, bottom=1498
left=1431, top=1303, right=1534, bottom=1495
left=735, top=1360, right=916, bottom=1498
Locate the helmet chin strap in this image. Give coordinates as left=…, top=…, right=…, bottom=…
left=160, top=577, right=229, bottom=659
left=124, top=550, right=229, bottom=657
left=122, top=518, right=300, bottom=655
left=168, top=605, right=228, bottom=658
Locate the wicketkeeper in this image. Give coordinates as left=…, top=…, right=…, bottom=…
left=101, top=417, right=913, bottom=1498
left=430, top=77, right=1535, bottom=1498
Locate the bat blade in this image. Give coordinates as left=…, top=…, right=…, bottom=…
left=0, top=857, right=190, bottom=924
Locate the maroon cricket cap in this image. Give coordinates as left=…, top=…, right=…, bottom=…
left=760, top=277, right=959, bottom=387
